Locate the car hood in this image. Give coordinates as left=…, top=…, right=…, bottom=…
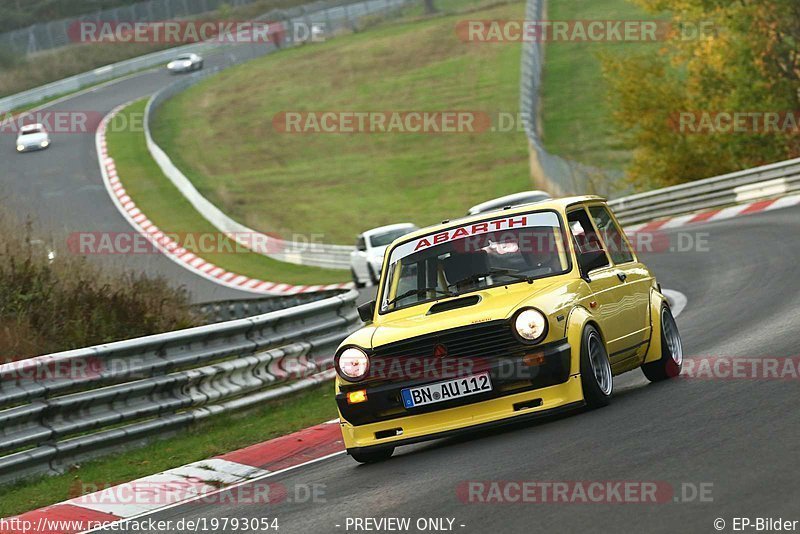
left=367, top=245, right=389, bottom=262
left=368, top=278, right=574, bottom=348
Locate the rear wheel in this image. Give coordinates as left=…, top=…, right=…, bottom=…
left=642, top=305, right=683, bottom=382
left=350, top=447, right=394, bottom=464
left=580, top=325, right=613, bottom=408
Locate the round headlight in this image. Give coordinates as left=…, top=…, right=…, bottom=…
left=16, top=145, right=24, bottom=152
left=40, top=140, right=49, bottom=147
left=514, top=308, right=548, bottom=343
left=336, top=347, right=370, bottom=381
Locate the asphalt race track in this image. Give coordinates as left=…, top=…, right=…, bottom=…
left=1, top=49, right=287, bottom=303
left=92, top=205, right=800, bottom=533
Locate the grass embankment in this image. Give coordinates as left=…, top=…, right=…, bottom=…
left=0, top=383, right=337, bottom=518
left=107, top=100, right=347, bottom=285
left=0, top=215, right=198, bottom=360
left=151, top=1, right=532, bottom=245
left=540, top=0, right=665, bottom=172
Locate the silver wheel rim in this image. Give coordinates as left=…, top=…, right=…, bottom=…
left=662, top=308, right=683, bottom=365
left=588, top=332, right=613, bottom=395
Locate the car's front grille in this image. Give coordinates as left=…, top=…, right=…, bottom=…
left=371, top=320, right=522, bottom=368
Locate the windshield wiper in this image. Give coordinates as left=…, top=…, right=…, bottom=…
left=450, top=268, right=535, bottom=290
left=386, top=287, right=455, bottom=307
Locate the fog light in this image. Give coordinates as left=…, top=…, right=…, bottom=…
left=347, top=390, right=368, bottom=404
left=523, top=352, right=545, bottom=367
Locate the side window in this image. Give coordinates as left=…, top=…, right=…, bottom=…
left=567, top=208, right=610, bottom=272
left=589, top=206, right=635, bottom=264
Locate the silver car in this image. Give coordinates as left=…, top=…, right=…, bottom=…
left=16, top=123, right=51, bottom=153
left=466, top=190, right=551, bottom=215
left=167, top=53, right=204, bottom=74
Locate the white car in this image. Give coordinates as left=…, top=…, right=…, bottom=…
left=16, top=123, right=51, bottom=153
left=167, top=53, right=204, bottom=73
left=350, top=223, right=418, bottom=288
left=467, top=190, right=551, bottom=215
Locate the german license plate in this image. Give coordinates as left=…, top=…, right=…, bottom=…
left=401, top=373, right=492, bottom=408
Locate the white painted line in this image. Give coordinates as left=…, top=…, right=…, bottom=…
left=662, top=289, right=688, bottom=318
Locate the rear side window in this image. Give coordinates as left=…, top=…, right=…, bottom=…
left=588, top=206, right=634, bottom=264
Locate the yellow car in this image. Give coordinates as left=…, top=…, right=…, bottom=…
left=335, top=196, right=683, bottom=463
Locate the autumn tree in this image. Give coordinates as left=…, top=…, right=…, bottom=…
left=603, top=0, right=800, bottom=189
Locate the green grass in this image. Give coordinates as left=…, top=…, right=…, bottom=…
left=0, top=383, right=337, bottom=518
left=107, top=99, right=348, bottom=285
left=540, top=0, right=665, bottom=171
left=151, top=1, right=533, bottom=245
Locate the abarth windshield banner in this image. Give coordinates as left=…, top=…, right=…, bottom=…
left=388, top=211, right=562, bottom=264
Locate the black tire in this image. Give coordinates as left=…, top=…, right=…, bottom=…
left=642, top=305, right=683, bottom=382
left=580, top=325, right=613, bottom=408
left=350, top=447, right=394, bottom=464
left=351, top=269, right=366, bottom=289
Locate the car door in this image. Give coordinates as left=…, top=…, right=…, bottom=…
left=587, top=204, right=652, bottom=362
left=567, top=207, right=634, bottom=360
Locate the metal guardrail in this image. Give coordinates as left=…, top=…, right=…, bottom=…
left=0, top=289, right=359, bottom=486
left=609, top=158, right=800, bottom=225
left=144, top=0, right=413, bottom=270
left=194, top=289, right=347, bottom=322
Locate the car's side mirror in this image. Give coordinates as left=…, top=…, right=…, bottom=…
left=356, top=239, right=367, bottom=252
left=578, top=249, right=608, bottom=278
left=357, top=300, right=376, bottom=323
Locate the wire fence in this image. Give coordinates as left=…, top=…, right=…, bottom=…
left=519, top=0, right=622, bottom=196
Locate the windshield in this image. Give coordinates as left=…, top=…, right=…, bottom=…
left=176, top=55, right=193, bottom=61
left=369, top=227, right=414, bottom=248
left=20, top=127, right=42, bottom=135
left=379, top=211, right=570, bottom=313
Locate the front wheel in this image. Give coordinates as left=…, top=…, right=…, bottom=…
left=350, top=447, right=394, bottom=464
left=642, top=305, right=683, bottom=382
left=351, top=269, right=366, bottom=289
left=580, top=325, right=613, bottom=408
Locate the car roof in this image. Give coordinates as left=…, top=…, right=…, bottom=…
left=20, top=123, right=45, bottom=132
left=361, top=222, right=417, bottom=238
left=467, top=190, right=551, bottom=214
left=395, top=195, right=606, bottom=243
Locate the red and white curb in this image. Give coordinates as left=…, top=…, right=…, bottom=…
left=623, top=193, right=800, bottom=234
left=96, top=104, right=353, bottom=296
left=1, top=420, right=345, bottom=534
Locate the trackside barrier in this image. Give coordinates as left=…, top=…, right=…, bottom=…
left=608, top=158, right=800, bottom=225
left=0, top=289, right=360, bottom=486
left=194, top=289, right=346, bottom=322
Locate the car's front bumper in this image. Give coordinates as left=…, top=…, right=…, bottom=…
left=337, top=340, right=585, bottom=452
left=341, top=374, right=584, bottom=452
left=16, top=143, right=49, bottom=152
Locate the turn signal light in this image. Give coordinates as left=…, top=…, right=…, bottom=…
left=523, top=352, right=545, bottom=367
left=347, top=390, right=368, bottom=404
